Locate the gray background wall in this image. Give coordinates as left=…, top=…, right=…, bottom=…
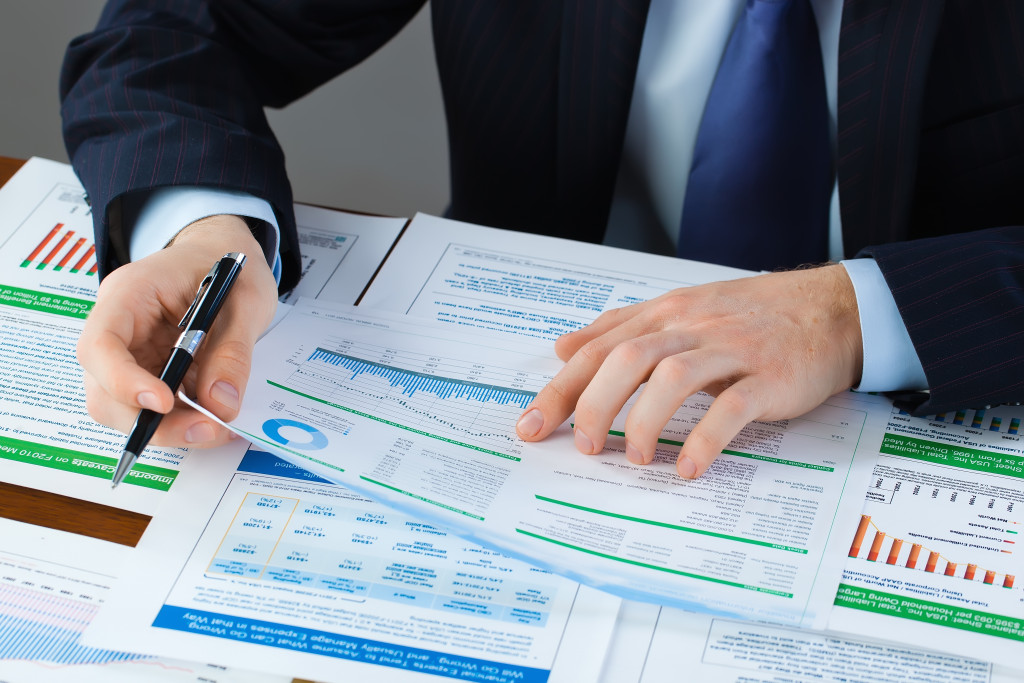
left=0, top=2, right=449, bottom=218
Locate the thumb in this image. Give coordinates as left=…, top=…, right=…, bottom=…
left=192, top=271, right=277, bottom=423
left=195, top=335, right=254, bottom=422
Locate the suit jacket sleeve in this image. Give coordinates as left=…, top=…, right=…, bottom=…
left=860, top=227, right=1024, bottom=416
left=59, top=0, right=425, bottom=291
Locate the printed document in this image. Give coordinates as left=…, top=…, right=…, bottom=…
left=0, top=158, right=240, bottom=513
left=360, top=212, right=750, bottom=338
left=829, top=401, right=1024, bottom=668
left=0, top=157, right=403, bottom=513
left=638, top=608, right=1020, bottom=683
left=0, top=518, right=286, bottom=683
left=198, top=300, right=886, bottom=628
left=85, top=447, right=619, bottom=683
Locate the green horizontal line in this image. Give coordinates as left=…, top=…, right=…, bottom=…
left=535, top=495, right=806, bottom=554
left=267, top=380, right=520, bottom=462
left=515, top=529, right=792, bottom=597
left=361, top=476, right=483, bottom=520
left=591, top=428, right=832, bottom=471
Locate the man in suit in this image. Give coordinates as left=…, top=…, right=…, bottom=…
left=61, top=0, right=1024, bottom=478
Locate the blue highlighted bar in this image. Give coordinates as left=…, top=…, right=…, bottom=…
left=309, top=349, right=536, bottom=409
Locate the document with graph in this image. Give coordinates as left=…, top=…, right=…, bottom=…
left=190, top=299, right=887, bottom=629
left=0, top=157, right=244, bottom=514
left=0, top=157, right=404, bottom=513
left=84, top=446, right=620, bottom=683
left=0, top=518, right=289, bottom=683
left=828, top=399, right=1024, bottom=667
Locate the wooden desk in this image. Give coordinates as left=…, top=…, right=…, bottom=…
left=0, top=156, right=150, bottom=547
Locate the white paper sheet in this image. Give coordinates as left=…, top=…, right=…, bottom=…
left=0, top=158, right=404, bottom=512
left=637, top=608, right=1024, bottom=683
left=278, top=204, right=406, bottom=306
left=828, top=402, right=1024, bottom=668
left=0, top=157, right=230, bottom=512
left=359, top=212, right=751, bottom=339
left=196, top=300, right=885, bottom=628
left=84, top=446, right=619, bottom=683
left=0, top=519, right=286, bottom=682
left=0, top=158, right=404, bottom=678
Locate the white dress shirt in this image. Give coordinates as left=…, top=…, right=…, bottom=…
left=129, top=0, right=926, bottom=392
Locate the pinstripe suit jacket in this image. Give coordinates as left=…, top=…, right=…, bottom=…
left=60, top=0, right=1024, bottom=415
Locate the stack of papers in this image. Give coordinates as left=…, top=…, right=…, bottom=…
left=2, top=159, right=1023, bottom=682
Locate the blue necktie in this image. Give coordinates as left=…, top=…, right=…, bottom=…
left=678, top=0, right=831, bottom=271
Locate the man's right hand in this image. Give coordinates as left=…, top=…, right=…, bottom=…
left=77, top=215, right=278, bottom=448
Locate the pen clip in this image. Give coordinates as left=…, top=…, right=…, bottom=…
left=177, top=262, right=220, bottom=329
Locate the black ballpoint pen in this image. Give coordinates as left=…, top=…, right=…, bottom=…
left=111, top=252, right=247, bottom=488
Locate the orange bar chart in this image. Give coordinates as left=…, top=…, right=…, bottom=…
left=70, top=244, right=95, bottom=274
left=849, top=515, right=871, bottom=558
left=54, top=237, right=86, bottom=271
left=21, top=223, right=61, bottom=267
left=867, top=532, right=886, bottom=562
left=37, top=230, right=73, bottom=270
left=906, top=543, right=922, bottom=569
left=848, top=515, right=1016, bottom=589
left=19, top=223, right=96, bottom=276
left=886, top=539, right=903, bottom=565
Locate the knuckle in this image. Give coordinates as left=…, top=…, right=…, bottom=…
left=652, top=354, right=692, bottom=386
left=537, top=375, right=580, bottom=410
left=687, top=426, right=724, bottom=455
left=574, top=338, right=610, bottom=366
left=649, top=295, right=686, bottom=321
left=606, top=338, right=647, bottom=368
left=623, top=409, right=658, bottom=441
left=210, top=339, right=252, bottom=376
left=715, top=387, right=755, bottom=418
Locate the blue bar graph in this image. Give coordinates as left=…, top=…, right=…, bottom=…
left=308, top=348, right=536, bottom=409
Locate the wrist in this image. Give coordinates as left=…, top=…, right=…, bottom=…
left=168, top=215, right=277, bottom=305
left=823, top=263, right=864, bottom=388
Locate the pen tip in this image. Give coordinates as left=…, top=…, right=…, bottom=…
left=111, top=449, right=138, bottom=489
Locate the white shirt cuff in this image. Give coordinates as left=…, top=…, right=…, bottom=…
left=128, top=186, right=282, bottom=283
left=841, top=258, right=928, bottom=392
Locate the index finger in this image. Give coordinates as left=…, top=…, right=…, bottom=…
left=77, top=300, right=177, bottom=414
left=517, top=314, right=651, bottom=442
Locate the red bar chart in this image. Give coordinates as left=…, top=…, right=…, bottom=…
left=849, top=515, right=1016, bottom=588
left=19, top=222, right=96, bottom=276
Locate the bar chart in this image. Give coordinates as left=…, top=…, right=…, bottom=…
left=847, top=514, right=1017, bottom=589
left=281, top=339, right=541, bottom=457
left=19, top=222, right=97, bottom=276
left=894, top=404, right=1023, bottom=436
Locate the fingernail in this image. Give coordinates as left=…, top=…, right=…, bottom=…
left=575, top=428, right=595, bottom=454
left=516, top=409, right=544, bottom=438
left=677, top=456, right=697, bottom=479
left=137, top=391, right=161, bottom=411
left=228, top=431, right=241, bottom=441
left=211, top=381, right=239, bottom=411
left=625, top=441, right=645, bottom=464
left=185, top=421, right=216, bottom=444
